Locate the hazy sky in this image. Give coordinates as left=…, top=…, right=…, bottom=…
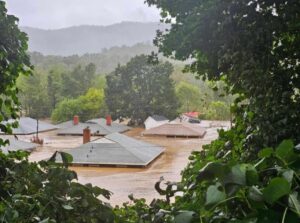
left=4, top=0, right=161, bottom=29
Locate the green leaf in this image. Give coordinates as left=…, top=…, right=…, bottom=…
left=246, top=166, right=258, bottom=186
left=205, top=183, right=226, bottom=207
left=229, top=219, right=257, bottom=223
left=62, top=204, right=73, bottom=210
left=174, top=211, right=195, bottom=223
left=248, top=186, right=263, bottom=202
left=92, top=186, right=112, bottom=199
left=288, top=192, right=300, bottom=216
left=282, top=169, right=294, bottom=184
left=258, top=148, right=273, bottom=158
left=275, top=140, right=295, bottom=163
left=223, top=165, right=246, bottom=186
left=263, top=177, right=291, bottom=204
left=39, top=218, right=50, bottom=223
left=60, top=152, right=73, bottom=167
left=197, top=162, right=229, bottom=182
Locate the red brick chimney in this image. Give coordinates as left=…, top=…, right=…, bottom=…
left=83, top=127, right=91, bottom=144
left=106, top=115, right=112, bottom=126
left=73, top=115, right=79, bottom=125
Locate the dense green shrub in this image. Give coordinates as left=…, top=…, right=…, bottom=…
left=51, top=88, right=106, bottom=123
left=0, top=151, right=114, bottom=223
left=199, top=101, right=231, bottom=121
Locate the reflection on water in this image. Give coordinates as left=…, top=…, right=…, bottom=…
left=28, top=126, right=222, bottom=205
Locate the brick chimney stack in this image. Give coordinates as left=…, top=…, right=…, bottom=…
left=106, top=115, right=112, bottom=126
left=73, top=115, right=79, bottom=125
left=83, top=127, right=91, bottom=144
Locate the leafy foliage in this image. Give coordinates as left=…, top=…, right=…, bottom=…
left=147, top=0, right=300, bottom=149
left=105, top=55, right=180, bottom=125
left=175, top=82, right=203, bottom=113
left=112, top=0, right=300, bottom=222
left=51, top=88, right=106, bottom=123
left=17, top=63, right=99, bottom=119
left=0, top=3, right=115, bottom=222
left=60, top=63, right=96, bottom=99
left=202, top=101, right=231, bottom=121
left=17, top=70, right=50, bottom=118
left=0, top=1, right=32, bottom=136
left=0, top=151, right=114, bottom=223
left=115, top=140, right=300, bottom=222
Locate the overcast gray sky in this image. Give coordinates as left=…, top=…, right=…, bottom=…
left=4, top=0, right=161, bottom=29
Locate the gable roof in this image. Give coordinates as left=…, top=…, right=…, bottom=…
left=57, top=118, right=131, bottom=136
left=1, top=117, right=58, bottom=135
left=0, top=136, right=38, bottom=154
left=142, top=123, right=206, bottom=138
left=151, top=115, right=169, bottom=122
left=56, top=133, right=164, bottom=167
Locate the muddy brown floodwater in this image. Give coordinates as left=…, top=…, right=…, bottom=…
left=28, top=124, right=224, bottom=205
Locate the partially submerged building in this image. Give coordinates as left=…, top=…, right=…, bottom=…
left=144, top=115, right=169, bottom=130
left=0, top=136, right=38, bottom=154
left=181, top=112, right=201, bottom=124
left=86, top=118, right=131, bottom=133
left=0, top=117, right=58, bottom=135
left=142, top=123, right=206, bottom=138
left=57, top=116, right=131, bottom=136
left=56, top=133, right=164, bottom=167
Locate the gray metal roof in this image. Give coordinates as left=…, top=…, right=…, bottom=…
left=0, top=136, right=38, bottom=154
left=151, top=115, right=168, bottom=122
left=86, top=118, right=131, bottom=133
left=56, top=133, right=164, bottom=167
left=1, top=117, right=58, bottom=135
left=57, top=122, right=110, bottom=136
left=57, top=118, right=131, bottom=136
left=57, top=120, right=75, bottom=129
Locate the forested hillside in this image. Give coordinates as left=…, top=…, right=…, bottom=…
left=22, top=22, right=167, bottom=55
left=29, top=43, right=157, bottom=73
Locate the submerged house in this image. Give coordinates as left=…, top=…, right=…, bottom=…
left=0, top=136, right=38, bottom=154
left=0, top=117, right=58, bottom=135
left=57, top=116, right=131, bottom=136
left=142, top=123, right=206, bottom=138
left=55, top=132, right=164, bottom=167
left=144, top=115, right=169, bottom=130
left=181, top=112, right=201, bottom=124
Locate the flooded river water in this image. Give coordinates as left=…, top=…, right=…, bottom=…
left=28, top=125, right=222, bottom=205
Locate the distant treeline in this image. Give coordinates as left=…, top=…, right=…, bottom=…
left=19, top=44, right=233, bottom=123
left=29, top=43, right=158, bottom=74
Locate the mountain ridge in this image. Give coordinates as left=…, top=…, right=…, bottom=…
left=21, top=22, right=167, bottom=56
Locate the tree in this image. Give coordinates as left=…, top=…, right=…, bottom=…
left=176, top=81, right=203, bottom=113
left=105, top=55, right=180, bottom=125
left=47, top=69, right=63, bottom=111
left=112, top=1, right=300, bottom=223
left=146, top=0, right=300, bottom=149
left=0, top=3, right=115, bottom=222
left=203, top=101, right=231, bottom=120
left=0, top=1, right=31, bottom=136
left=51, top=88, right=106, bottom=123
left=61, top=63, right=96, bottom=98
left=17, top=70, right=50, bottom=118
